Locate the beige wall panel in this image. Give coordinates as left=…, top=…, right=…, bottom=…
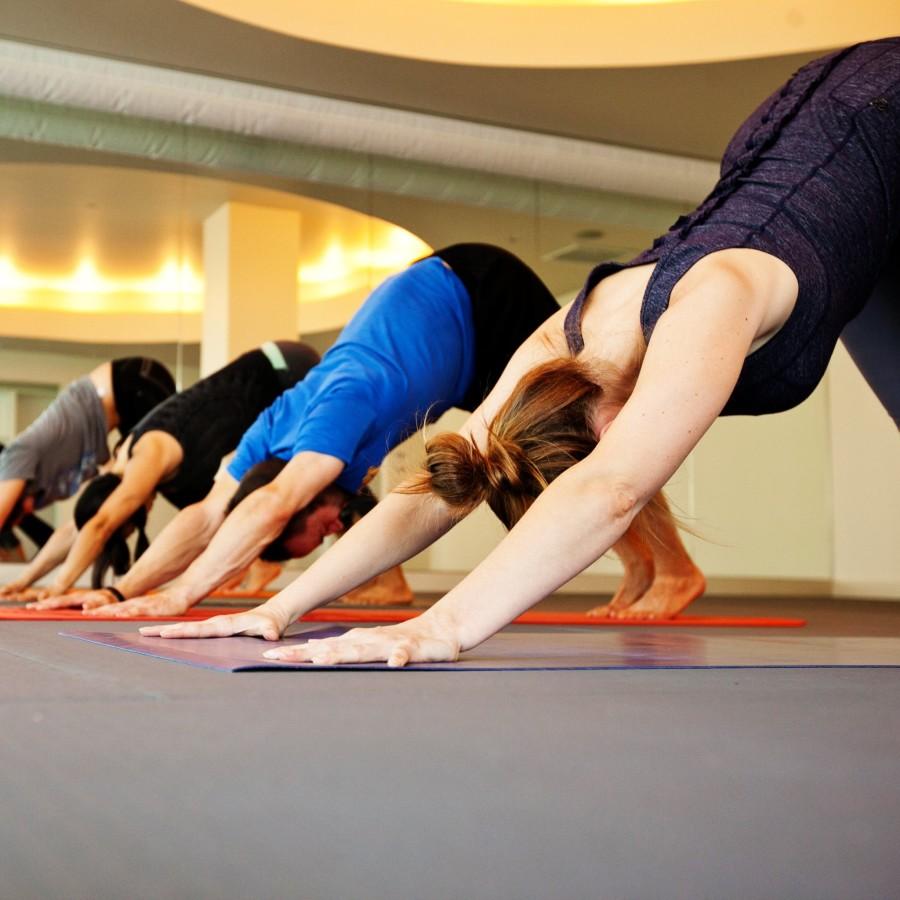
left=687, top=381, right=832, bottom=580
left=828, top=344, right=900, bottom=597
left=0, top=391, right=16, bottom=442
left=202, top=203, right=300, bottom=375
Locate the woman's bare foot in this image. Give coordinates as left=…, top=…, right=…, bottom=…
left=606, top=566, right=706, bottom=620
left=587, top=527, right=655, bottom=617
left=338, top=565, right=415, bottom=607
left=587, top=568, right=655, bottom=617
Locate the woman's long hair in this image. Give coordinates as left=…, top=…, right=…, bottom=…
left=74, top=473, right=150, bottom=587
left=401, top=357, right=672, bottom=544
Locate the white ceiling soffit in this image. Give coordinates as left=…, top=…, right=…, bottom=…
left=0, top=39, right=718, bottom=206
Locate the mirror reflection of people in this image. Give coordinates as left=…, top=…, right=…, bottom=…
left=47, top=244, right=698, bottom=619
left=144, top=40, right=900, bottom=664
left=0, top=461, right=54, bottom=565
left=0, top=359, right=175, bottom=597
left=11, top=342, right=319, bottom=602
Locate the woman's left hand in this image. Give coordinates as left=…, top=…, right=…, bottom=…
left=262, top=617, right=461, bottom=668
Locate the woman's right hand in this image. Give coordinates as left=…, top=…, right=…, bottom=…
left=138, top=602, right=290, bottom=641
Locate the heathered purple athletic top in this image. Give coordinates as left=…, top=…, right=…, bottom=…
left=565, top=38, right=900, bottom=416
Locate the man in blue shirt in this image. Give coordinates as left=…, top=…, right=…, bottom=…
left=53, top=245, right=561, bottom=617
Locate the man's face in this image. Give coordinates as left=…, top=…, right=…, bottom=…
left=280, top=500, right=346, bottom=558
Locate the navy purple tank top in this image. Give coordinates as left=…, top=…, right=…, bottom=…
left=565, top=38, right=900, bottom=415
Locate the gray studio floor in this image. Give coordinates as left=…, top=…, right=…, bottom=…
left=2, top=594, right=899, bottom=900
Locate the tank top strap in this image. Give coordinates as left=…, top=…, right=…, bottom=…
left=564, top=261, right=629, bottom=355
left=639, top=244, right=715, bottom=341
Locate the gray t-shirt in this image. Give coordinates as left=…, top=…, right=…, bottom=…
left=0, top=377, right=110, bottom=508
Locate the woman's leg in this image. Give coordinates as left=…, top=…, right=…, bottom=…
left=588, top=527, right=655, bottom=616
left=588, top=493, right=706, bottom=619
left=841, top=247, right=900, bottom=427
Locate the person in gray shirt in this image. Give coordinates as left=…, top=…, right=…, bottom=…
left=0, top=357, right=174, bottom=595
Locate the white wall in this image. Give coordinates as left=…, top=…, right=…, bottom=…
left=828, top=343, right=900, bottom=599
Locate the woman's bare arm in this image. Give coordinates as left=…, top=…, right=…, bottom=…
left=261, top=263, right=769, bottom=665
left=142, top=307, right=570, bottom=639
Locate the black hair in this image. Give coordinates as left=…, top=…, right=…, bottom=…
left=226, top=459, right=375, bottom=561
left=74, top=473, right=150, bottom=588
left=110, top=357, right=177, bottom=436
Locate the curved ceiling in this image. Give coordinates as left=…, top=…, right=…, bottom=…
left=0, top=163, right=429, bottom=341
left=178, top=0, right=898, bottom=67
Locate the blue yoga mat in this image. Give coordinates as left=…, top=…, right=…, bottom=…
left=60, top=626, right=900, bottom=672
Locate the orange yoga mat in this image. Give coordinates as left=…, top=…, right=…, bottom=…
left=0, top=604, right=805, bottom=627
left=299, top=609, right=806, bottom=628
left=0, top=606, right=250, bottom=622
left=209, top=591, right=805, bottom=628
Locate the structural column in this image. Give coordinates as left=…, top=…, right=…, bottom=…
left=201, top=202, right=300, bottom=376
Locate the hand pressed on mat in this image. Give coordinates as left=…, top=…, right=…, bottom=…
left=86, top=588, right=193, bottom=618
left=24, top=588, right=77, bottom=609
left=140, top=602, right=289, bottom=640
left=1, top=586, right=48, bottom=604
left=262, top=616, right=460, bottom=668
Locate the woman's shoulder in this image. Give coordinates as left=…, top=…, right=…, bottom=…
left=669, top=248, right=798, bottom=339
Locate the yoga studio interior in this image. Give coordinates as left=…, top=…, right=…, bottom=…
left=1, top=3, right=898, bottom=898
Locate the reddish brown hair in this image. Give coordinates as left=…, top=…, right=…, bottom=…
left=402, top=356, right=673, bottom=542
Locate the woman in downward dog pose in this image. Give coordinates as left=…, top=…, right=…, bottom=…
left=145, top=39, right=900, bottom=664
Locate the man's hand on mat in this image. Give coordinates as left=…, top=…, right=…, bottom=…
left=261, top=619, right=460, bottom=668
left=139, top=603, right=289, bottom=641
left=86, top=589, right=192, bottom=618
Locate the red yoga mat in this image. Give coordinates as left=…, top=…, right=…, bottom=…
left=0, top=604, right=805, bottom=627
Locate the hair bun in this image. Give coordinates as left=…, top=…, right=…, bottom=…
left=482, top=434, right=532, bottom=494
left=422, top=433, right=491, bottom=515
left=401, top=357, right=614, bottom=530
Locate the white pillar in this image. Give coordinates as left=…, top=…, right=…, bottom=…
left=201, top=202, right=300, bottom=376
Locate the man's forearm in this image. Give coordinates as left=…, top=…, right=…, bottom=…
left=116, top=502, right=226, bottom=598
left=166, top=492, right=299, bottom=608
